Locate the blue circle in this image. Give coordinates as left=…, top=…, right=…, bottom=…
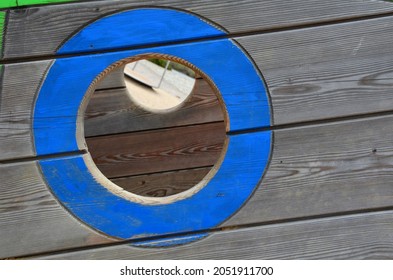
left=34, top=8, right=271, bottom=242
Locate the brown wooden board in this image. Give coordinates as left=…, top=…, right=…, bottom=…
left=85, top=78, right=224, bottom=137
left=37, top=210, right=393, bottom=259
left=86, top=122, right=226, bottom=178
left=3, top=0, right=393, bottom=59
left=111, top=167, right=212, bottom=197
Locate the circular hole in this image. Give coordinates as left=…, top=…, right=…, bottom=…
left=83, top=55, right=227, bottom=202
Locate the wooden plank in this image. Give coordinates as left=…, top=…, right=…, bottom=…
left=238, top=16, right=393, bottom=125
left=0, top=62, right=133, bottom=161
left=111, top=167, right=212, bottom=197
left=37, top=210, right=393, bottom=259
left=0, top=60, right=51, bottom=161
left=94, top=66, right=125, bottom=90
left=0, top=160, right=113, bottom=259
left=224, top=114, right=393, bottom=226
left=86, top=122, right=226, bottom=178
left=2, top=114, right=393, bottom=257
left=85, top=78, right=224, bottom=137
left=4, top=0, right=393, bottom=59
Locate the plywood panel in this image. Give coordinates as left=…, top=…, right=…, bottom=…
left=3, top=0, right=393, bottom=59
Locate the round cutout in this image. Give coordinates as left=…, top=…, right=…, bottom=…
left=84, top=55, right=227, bottom=199
left=34, top=7, right=271, bottom=241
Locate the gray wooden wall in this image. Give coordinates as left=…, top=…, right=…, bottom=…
left=1, top=0, right=393, bottom=259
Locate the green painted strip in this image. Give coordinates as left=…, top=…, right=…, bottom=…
left=0, top=1, right=17, bottom=9
left=0, top=0, right=77, bottom=9
left=18, top=0, right=77, bottom=6
left=0, top=12, right=5, bottom=57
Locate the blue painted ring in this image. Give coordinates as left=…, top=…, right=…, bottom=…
left=34, top=8, right=272, bottom=243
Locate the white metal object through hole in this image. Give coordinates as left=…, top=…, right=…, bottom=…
left=124, top=59, right=196, bottom=112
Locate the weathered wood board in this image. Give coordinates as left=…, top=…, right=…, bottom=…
left=0, top=160, right=113, bottom=259
left=112, top=167, right=213, bottom=198
left=85, top=78, right=224, bottom=137
left=86, top=122, right=226, bottom=178
left=3, top=0, right=393, bottom=59
left=0, top=61, right=51, bottom=161
left=38, top=210, right=393, bottom=260
left=1, top=0, right=393, bottom=260
left=2, top=114, right=393, bottom=258
left=2, top=15, right=393, bottom=161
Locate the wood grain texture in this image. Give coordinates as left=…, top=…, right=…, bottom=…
left=224, top=115, right=393, bottom=226
left=37, top=210, right=393, bottom=260
left=2, top=114, right=393, bottom=257
left=239, top=15, right=393, bottom=125
left=94, top=66, right=125, bottom=90
left=86, top=122, right=226, bottom=178
left=0, top=62, right=133, bottom=161
left=85, top=78, right=224, bottom=137
left=2, top=17, right=393, bottom=161
left=111, top=167, right=212, bottom=197
left=3, top=0, right=393, bottom=59
left=0, top=60, right=51, bottom=161
left=0, top=160, right=113, bottom=259
left=37, top=129, right=270, bottom=240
